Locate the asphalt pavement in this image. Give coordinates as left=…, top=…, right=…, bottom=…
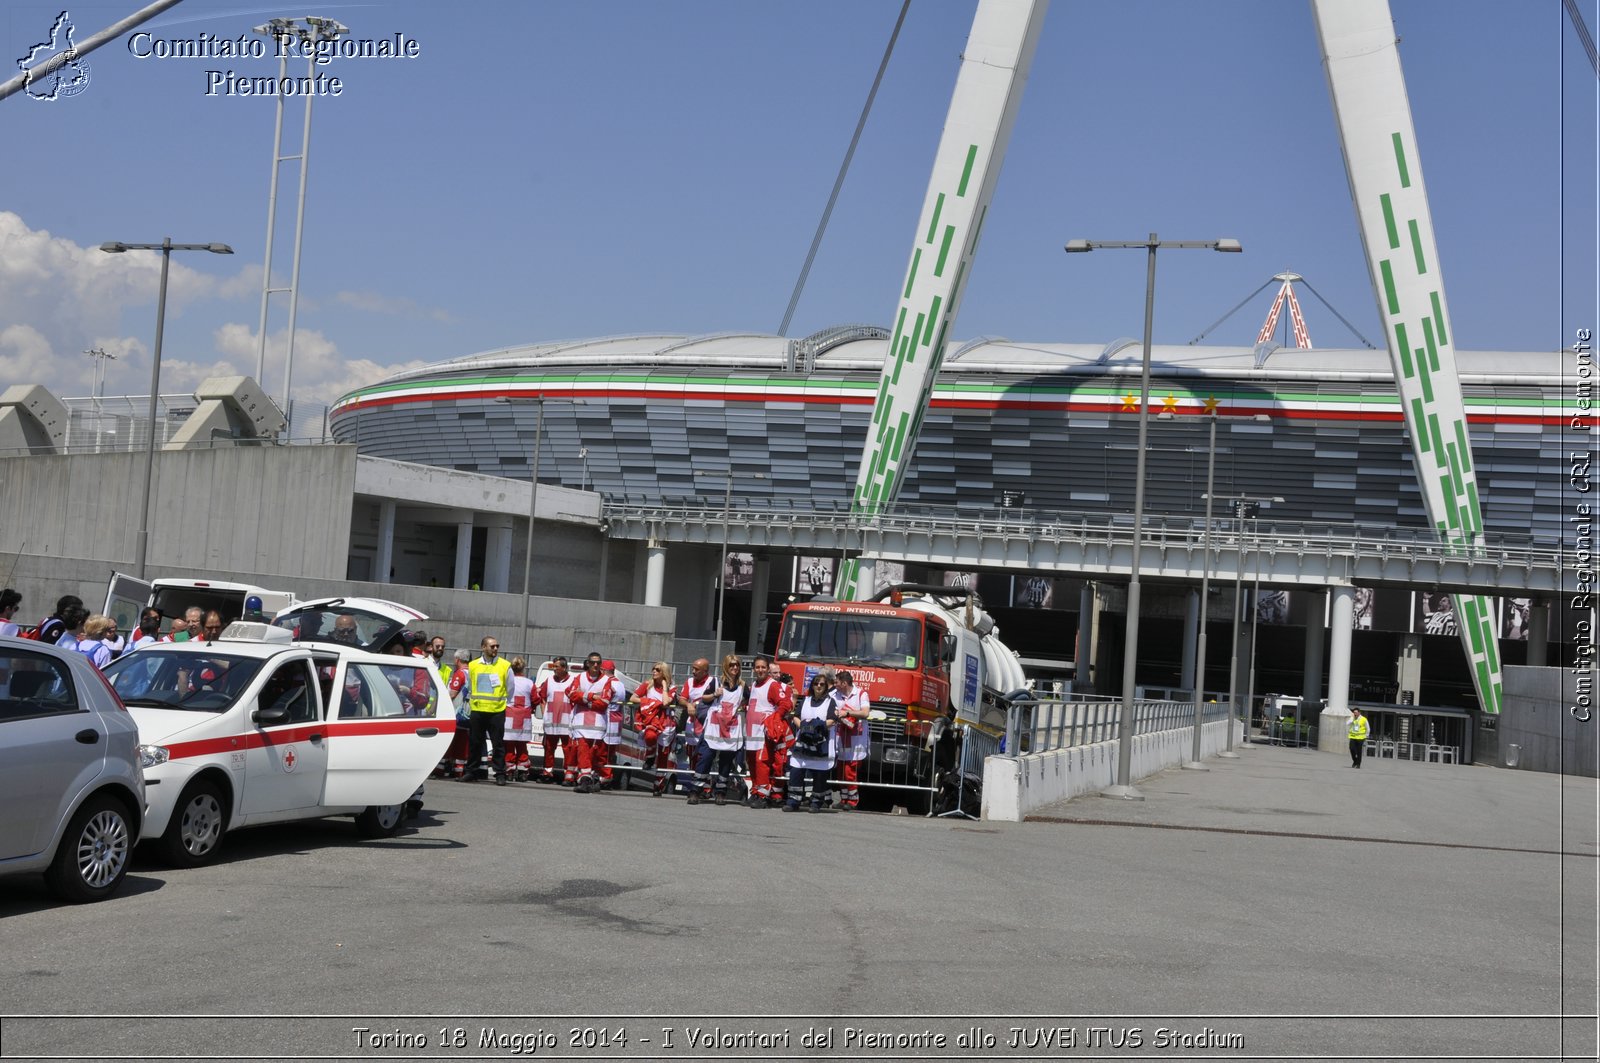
left=1, top=745, right=1595, bottom=1062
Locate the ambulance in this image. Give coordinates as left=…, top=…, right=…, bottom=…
left=101, top=608, right=451, bottom=867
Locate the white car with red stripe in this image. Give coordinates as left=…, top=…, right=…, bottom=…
left=102, top=622, right=452, bottom=867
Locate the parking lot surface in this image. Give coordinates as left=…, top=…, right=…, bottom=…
left=1, top=745, right=1594, bottom=1061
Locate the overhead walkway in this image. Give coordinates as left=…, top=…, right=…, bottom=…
left=600, top=499, right=1573, bottom=597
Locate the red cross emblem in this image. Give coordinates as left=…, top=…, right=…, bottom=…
left=283, top=749, right=297, bottom=772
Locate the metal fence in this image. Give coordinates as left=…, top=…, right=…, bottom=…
left=1002, top=696, right=1234, bottom=757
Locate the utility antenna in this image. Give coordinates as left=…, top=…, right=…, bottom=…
left=85, top=346, right=115, bottom=399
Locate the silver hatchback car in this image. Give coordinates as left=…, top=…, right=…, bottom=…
left=0, top=637, right=145, bottom=903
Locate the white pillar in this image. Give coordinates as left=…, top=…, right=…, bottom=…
left=1527, top=599, right=1549, bottom=667
left=484, top=517, right=513, bottom=593
left=746, top=556, right=771, bottom=654
left=454, top=517, right=474, bottom=589
left=1075, top=582, right=1095, bottom=694
left=644, top=541, right=666, bottom=607
left=1303, top=590, right=1326, bottom=705
left=853, top=558, right=877, bottom=601
left=1180, top=588, right=1200, bottom=692
left=373, top=499, right=395, bottom=585
left=1321, top=585, right=1355, bottom=752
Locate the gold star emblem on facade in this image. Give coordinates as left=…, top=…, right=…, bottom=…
left=1121, top=393, right=1139, bottom=412
left=1202, top=396, right=1220, bottom=415
left=1161, top=394, right=1179, bottom=413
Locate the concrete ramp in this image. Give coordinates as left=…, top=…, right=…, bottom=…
left=163, top=376, right=286, bottom=449
left=0, top=384, right=67, bottom=455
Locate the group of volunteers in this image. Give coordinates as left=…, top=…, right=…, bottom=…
left=0, top=590, right=227, bottom=668
left=431, top=639, right=879, bottom=812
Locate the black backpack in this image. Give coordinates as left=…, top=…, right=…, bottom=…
left=794, top=717, right=830, bottom=757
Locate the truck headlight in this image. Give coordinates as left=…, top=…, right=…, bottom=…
left=137, top=744, right=170, bottom=769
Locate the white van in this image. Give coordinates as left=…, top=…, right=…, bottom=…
left=105, top=573, right=298, bottom=637
left=101, top=619, right=451, bottom=866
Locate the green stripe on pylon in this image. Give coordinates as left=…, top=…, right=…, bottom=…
left=1462, top=598, right=1484, bottom=653
left=1422, top=317, right=1441, bottom=373
left=1380, top=193, right=1399, bottom=249
left=1412, top=399, right=1428, bottom=450
left=904, top=250, right=921, bottom=298
left=935, top=225, right=956, bottom=277
left=1430, top=291, right=1448, bottom=346
left=1408, top=219, right=1426, bottom=275
left=1454, top=422, right=1473, bottom=474
left=926, top=194, right=944, bottom=246
left=1392, top=132, right=1411, bottom=187
left=924, top=296, right=942, bottom=345
left=1428, top=414, right=1447, bottom=469
left=1380, top=260, right=1400, bottom=314
left=1396, top=323, right=1414, bottom=378
left=957, top=144, right=977, bottom=196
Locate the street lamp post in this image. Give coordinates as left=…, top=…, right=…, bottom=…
left=497, top=395, right=583, bottom=658
left=1184, top=411, right=1219, bottom=771
left=1065, top=234, right=1241, bottom=800
left=1223, top=492, right=1283, bottom=748
left=100, top=238, right=234, bottom=578
left=715, top=469, right=765, bottom=652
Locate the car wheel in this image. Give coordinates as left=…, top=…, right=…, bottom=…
left=355, top=803, right=405, bottom=838
left=44, top=794, right=133, bottom=904
left=161, top=780, right=227, bottom=867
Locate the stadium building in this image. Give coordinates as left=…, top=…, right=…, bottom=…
left=329, top=328, right=1571, bottom=547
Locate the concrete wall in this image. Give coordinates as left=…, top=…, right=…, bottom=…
left=982, top=717, right=1244, bottom=821
left=1497, top=665, right=1597, bottom=778
left=0, top=446, right=354, bottom=580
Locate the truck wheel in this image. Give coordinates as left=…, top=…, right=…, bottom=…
left=160, top=780, right=227, bottom=867
left=355, top=804, right=405, bottom=838
left=45, top=794, right=133, bottom=903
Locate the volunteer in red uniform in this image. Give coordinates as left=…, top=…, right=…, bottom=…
left=831, top=670, right=872, bottom=810
left=630, top=662, right=677, bottom=796
left=593, top=660, right=627, bottom=791
left=694, top=655, right=746, bottom=806
left=532, top=656, right=575, bottom=784
left=505, top=658, right=536, bottom=782
left=742, top=656, right=791, bottom=808
left=569, top=652, right=611, bottom=793
left=676, top=658, right=719, bottom=803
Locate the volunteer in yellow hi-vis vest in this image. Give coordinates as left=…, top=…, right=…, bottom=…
left=465, top=635, right=513, bottom=785
left=1348, top=705, right=1371, bottom=769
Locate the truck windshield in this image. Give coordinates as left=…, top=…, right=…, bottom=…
left=777, top=614, right=922, bottom=667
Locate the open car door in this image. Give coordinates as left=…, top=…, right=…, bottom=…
left=320, top=653, right=453, bottom=808
left=103, top=571, right=153, bottom=636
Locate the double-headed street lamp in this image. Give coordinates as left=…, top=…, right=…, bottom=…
left=497, top=395, right=584, bottom=657
left=100, top=239, right=234, bottom=579
left=1065, top=234, right=1241, bottom=800
left=715, top=470, right=766, bottom=651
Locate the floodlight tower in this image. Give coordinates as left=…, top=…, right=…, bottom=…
left=252, top=15, right=348, bottom=426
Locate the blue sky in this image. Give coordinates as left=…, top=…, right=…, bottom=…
left=1, top=0, right=1593, bottom=415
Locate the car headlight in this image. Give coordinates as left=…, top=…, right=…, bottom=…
left=137, top=744, right=170, bottom=769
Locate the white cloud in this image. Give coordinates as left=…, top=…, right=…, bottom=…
left=0, top=212, right=252, bottom=397
left=0, top=213, right=439, bottom=411
left=212, top=322, right=432, bottom=410
left=0, top=324, right=54, bottom=384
